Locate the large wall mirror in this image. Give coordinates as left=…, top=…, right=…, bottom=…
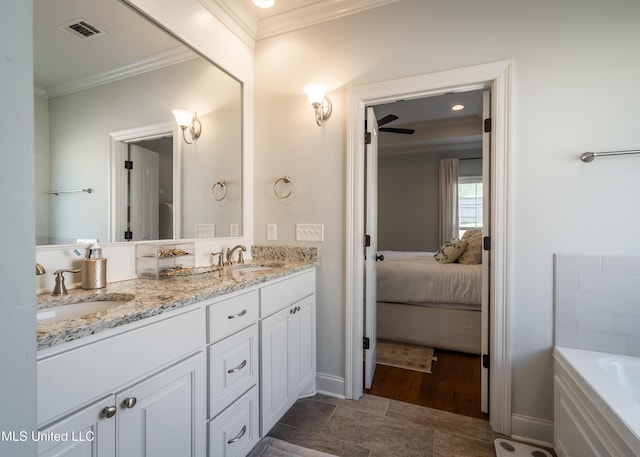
left=34, top=0, right=243, bottom=246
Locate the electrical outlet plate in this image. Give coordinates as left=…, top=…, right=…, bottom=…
left=267, top=224, right=277, bottom=241
left=195, top=224, right=215, bottom=238
left=230, top=224, right=240, bottom=237
left=296, top=224, right=324, bottom=242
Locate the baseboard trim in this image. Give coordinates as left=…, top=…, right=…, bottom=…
left=315, top=372, right=345, bottom=399
left=511, top=413, right=554, bottom=448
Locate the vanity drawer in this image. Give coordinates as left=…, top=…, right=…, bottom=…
left=260, top=269, right=315, bottom=318
left=209, top=324, right=258, bottom=418
left=209, top=385, right=259, bottom=457
left=208, top=290, right=259, bottom=343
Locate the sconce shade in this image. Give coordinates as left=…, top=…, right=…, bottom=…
left=303, top=82, right=332, bottom=126
left=172, top=109, right=202, bottom=144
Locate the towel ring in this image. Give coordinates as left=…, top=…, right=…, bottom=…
left=273, top=176, right=293, bottom=199
left=211, top=180, right=227, bottom=201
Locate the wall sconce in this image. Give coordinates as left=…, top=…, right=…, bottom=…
left=303, top=82, right=332, bottom=127
left=172, top=109, right=202, bottom=144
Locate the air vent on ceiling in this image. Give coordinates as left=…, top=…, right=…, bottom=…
left=58, top=18, right=106, bottom=40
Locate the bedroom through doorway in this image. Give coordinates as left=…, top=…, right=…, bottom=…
left=364, top=89, right=490, bottom=420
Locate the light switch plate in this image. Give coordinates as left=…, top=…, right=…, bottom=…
left=195, top=224, right=215, bottom=238
left=267, top=224, right=277, bottom=241
left=296, top=224, right=324, bottom=242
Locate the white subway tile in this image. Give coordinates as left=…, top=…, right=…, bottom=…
left=579, top=310, right=627, bottom=335
left=579, top=274, right=640, bottom=296
left=555, top=254, right=601, bottom=291
left=555, top=328, right=578, bottom=347
left=555, top=290, right=578, bottom=328
left=628, top=297, right=640, bottom=316
left=628, top=336, right=640, bottom=356
left=576, top=330, right=627, bottom=353
left=623, top=314, right=640, bottom=336
left=577, top=292, right=626, bottom=314
left=603, top=256, right=640, bottom=277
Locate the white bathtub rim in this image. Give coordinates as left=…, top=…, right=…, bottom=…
left=553, top=346, right=640, bottom=447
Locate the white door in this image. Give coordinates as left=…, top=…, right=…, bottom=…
left=480, top=88, right=491, bottom=414
left=364, top=106, right=379, bottom=390
left=129, top=144, right=159, bottom=241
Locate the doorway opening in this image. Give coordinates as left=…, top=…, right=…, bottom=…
left=345, top=60, right=513, bottom=435
left=363, top=90, right=489, bottom=420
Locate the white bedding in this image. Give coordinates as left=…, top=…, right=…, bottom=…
left=376, top=250, right=482, bottom=306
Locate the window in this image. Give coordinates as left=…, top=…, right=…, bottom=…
left=458, top=176, right=483, bottom=238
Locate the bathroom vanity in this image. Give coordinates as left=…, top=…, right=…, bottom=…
left=36, top=261, right=317, bottom=457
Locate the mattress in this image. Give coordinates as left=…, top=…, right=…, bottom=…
left=376, top=251, right=482, bottom=306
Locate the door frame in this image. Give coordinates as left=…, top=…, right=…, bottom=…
left=345, top=60, right=513, bottom=435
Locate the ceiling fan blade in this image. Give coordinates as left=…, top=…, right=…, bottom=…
left=377, top=114, right=399, bottom=127
left=379, top=127, right=415, bottom=135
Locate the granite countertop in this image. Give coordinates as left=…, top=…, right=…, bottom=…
left=37, top=252, right=317, bottom=351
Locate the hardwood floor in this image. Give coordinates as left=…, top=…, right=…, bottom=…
left=365, top=348, right=489, bottom=420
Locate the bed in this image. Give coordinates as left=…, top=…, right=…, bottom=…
left=376, top=251, right=483, bottom=354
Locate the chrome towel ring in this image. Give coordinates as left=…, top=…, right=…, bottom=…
left=211, top=180, right=227, bottom=201
left=274, top=176, right=293, bottom=199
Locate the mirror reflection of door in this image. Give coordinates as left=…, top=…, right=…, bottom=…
left=127, top=137, right=173, bottom=241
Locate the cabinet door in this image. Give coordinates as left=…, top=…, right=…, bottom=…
left=116, top=352, right=205, bottom=457
left=292, top=295, right=316, bottom=396
left=260, top=306, right=293, bottom=435
left=209, top=385, right=260, bottom=457
left=38, top=398, right=116, bottom=457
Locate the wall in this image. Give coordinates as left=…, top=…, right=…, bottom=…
left=378, top=151, right=481, bottom=251
left=555, top=254, right=640, bottom=355
left=0, top=0, right=37, bottom=455
left=253, top=0, right=640, bottom=442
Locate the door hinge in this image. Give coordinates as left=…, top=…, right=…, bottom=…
left=363, top=337, right=370, bottom=350
left=482, top=353, right=490, bottom=368
left=124, top=160, right=133, bottom=170
left=124, top=230, right=133, bottom=241
left=483, top=236, right=491, bottom=251
left=364, top=132, right=372, bottom=145
left=483, top=118, right=492, bottom=133
left=364, top=234, right=371, bottom=247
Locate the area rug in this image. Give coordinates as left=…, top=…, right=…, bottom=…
left=376, top=339, right=436, bottom=373
left=494, top=438, right=553, bottom=457
left=247, top=437, right=338, bottom=457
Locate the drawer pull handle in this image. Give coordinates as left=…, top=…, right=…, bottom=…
left=227, top=425, right=247, bottom=444
left=227, top=359, right=247, bottom=374
left=228, top=309, right=247, bottom=319
left=102, top=405, right=117, bottom=418
left=123, top=397, right=137, bottom=409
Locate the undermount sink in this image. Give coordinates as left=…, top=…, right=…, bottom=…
left=37, top=295, right=134, bottom=324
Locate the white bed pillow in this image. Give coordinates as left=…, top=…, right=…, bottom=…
left=458, top=229, right=483, bottom=264
left=433, top=239, right=467, bottom=264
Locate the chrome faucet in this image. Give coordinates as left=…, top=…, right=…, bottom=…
left=225, top=245, right=246, bottom=266
left=52, top=269, right=81, bottom=295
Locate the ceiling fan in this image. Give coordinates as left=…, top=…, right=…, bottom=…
left=377, top=114, right=415, bottom=135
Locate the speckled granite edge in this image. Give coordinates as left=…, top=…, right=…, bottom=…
left=251, top=245, right=318, bottom=263
left=36, top=261, right=316, bottom=351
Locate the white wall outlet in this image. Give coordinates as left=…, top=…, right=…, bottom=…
left=230, top=223, right=240, bottom=237
left=296, top=224, right=324, bottom=242
left=266, top=224, right=277, bottom=241
left=195, top=224, right=215, bottom=238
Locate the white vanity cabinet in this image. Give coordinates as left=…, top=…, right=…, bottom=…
left=37, top=308, right=206, bottom=457
left=260, top=270, right=316, bottom=435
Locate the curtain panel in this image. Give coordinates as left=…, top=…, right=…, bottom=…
left=438, top=158, right=459, bottom=245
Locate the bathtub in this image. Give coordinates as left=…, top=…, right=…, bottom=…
left=553, top=346, right=640, bottom=457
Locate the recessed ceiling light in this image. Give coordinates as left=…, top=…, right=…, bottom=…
left=451, top=104, right=464, bottom=111
left=253, top=0, right=274, bottom=8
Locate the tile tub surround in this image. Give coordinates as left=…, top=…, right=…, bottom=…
left=554, top=254, right=640, bottom=355
left=36, top=260, right=317, bottom=350
left=266, top=394, right=500, bottom=457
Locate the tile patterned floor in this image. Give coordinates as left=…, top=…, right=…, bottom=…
left=267, top=394, right=499, bottom=457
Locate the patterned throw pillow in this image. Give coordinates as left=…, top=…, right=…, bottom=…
left=458, top=229, right=483, bottom=264
left=434, top=239, right=468, bottom=264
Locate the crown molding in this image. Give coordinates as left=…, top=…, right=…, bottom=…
left=45, top=46, right=197, bottom=99
left=199, top=0, right=258, bottom=50
left=216, top=0, right=402, bottom=42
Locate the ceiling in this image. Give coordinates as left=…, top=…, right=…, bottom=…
left=241, top=0, right=323, bottom=20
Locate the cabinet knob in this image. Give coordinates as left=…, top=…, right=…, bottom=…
left=123, top=397, right=137, bottom=409
left=102, top=405, right=117, bottom=418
